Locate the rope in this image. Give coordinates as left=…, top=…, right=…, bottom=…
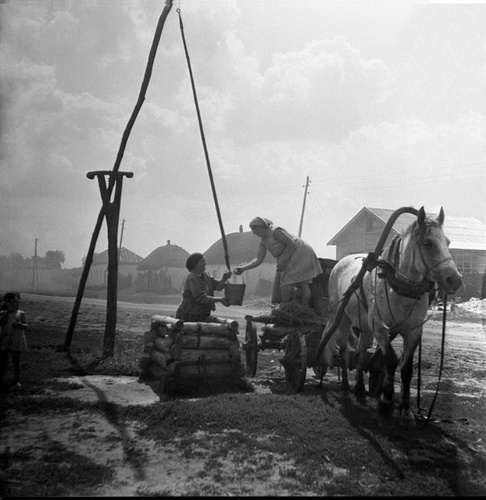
left=177, top=8, right=231, bottom=271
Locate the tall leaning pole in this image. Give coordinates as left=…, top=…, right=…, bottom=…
left=62, top=0, right=174, bottom=353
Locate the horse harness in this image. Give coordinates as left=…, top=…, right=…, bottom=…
left=354, top=235, right=434, bottom=311
left=352, top=233, right=451, bottom=425
left=352, top=234, right=437, bottom=333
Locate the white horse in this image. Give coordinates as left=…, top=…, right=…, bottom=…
left=317, top=207, right=463, bottom=420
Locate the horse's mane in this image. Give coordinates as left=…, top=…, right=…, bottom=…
left=382, top=235, right=401, bottom=267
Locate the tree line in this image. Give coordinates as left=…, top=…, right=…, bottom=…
left=0, top=250, right=66, bottom=271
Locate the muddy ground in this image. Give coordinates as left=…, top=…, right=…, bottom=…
left=0, top=293, right=485, bottom=496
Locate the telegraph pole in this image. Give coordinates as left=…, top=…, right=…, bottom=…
left=31, top=238, right=39, bottom=291
left=298, top=176, right=310, bottom=237
left=118, top=218, right=125, bottom=260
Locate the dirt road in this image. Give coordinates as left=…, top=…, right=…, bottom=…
left=1, top=294, right=485, bottom=496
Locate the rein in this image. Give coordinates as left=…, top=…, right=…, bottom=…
left=415, top=294, right=449, bottom=426
left=375, top=229, right=452, bottom=426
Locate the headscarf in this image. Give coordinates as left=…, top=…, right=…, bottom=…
left=249, top=217, right=273, bottom=229
left=186, top=252, right=204, bottom=271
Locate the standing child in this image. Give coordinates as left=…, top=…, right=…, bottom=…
left=0, top=292, right=28, bottom=388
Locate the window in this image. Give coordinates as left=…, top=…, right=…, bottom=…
left=450, top=250, right=482, bottom=274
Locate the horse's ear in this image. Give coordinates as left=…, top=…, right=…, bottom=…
left=436, top=207, right=444, bottom=226
left=417, top=206, right=426, bottom=227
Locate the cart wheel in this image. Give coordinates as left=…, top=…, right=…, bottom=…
left=283, top=333, right=307, bottom=394
left=244, top=319, right=258, bottom=377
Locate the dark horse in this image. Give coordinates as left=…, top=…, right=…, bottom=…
left=318, top=207, right=463, bottom=421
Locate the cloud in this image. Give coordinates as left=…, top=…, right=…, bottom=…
left=227, top=36, right=393, bottom=143
left=1, top=0, right=485, bottom=268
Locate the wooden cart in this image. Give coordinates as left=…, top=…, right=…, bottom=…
left=242, top=258, right=337, bottom=393
left=244, top=314, right=327, bottom=393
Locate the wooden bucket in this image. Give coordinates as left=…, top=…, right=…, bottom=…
left=224, top=283, right=246, bottom=306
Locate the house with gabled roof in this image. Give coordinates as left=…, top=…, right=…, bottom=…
left=204, top=225, right=276, bottom=296
left=327, top=207, right=486, bottom=300
left=87, top=246, right=143, bottom=289
left=135, top=240, right=190, bottom=294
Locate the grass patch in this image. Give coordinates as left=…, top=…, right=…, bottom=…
left=4, top=440, right=114, bottom=497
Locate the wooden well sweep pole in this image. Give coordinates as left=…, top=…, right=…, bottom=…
left=63, top=0, right=174, bottom=352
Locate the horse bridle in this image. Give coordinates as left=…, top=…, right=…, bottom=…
left=328, top=223, right=452, bottom=327
left=413, top=222, right=454, bottom=280
left=377, top=222, right=453, bottom=300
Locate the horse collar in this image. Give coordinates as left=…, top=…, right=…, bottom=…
left=377, top=260, right=435, bottom=300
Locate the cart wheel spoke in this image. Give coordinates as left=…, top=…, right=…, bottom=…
left=244, top=319, right=258, bottom=377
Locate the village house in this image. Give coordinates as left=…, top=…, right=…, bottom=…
left=135, top=241, right=189, bottom=294
left=204, top=225, right=276, bottom=297
left=327, top=207, right=486, bottom=300
left=87, top=247, right=143, bottom=289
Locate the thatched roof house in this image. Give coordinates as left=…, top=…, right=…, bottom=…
left=137, top=241, right=190, bottom=271
left=136, top=241, right=190, bottom=293
left=88, top=246, right=143, bottom=288
left=204, top=226, right=276, bottom=296
left=92, top=247, right=144, bottom=265
left=204, top=226, right=275, bottom=266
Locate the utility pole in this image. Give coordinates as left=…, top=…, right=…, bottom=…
left=298, top=175, right=310, bottom=237
left=118, top=218, right=125, bottom=261
left=31, top=238, right=39, bottom=291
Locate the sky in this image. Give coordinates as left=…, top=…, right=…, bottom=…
left=1, top=0, right=486, bottom=269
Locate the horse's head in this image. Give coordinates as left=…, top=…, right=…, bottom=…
left=409, top=206, right=463, bottom=294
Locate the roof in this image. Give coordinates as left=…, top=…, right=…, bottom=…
left=204, top=230, right=275, bottom=265
left=137, top=242, right=190, bottom=270
left=328, top=207, right=486, bottom=250
left=92, top=247, right=143, bottom=265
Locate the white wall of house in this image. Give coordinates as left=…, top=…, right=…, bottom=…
left=88, top=262, right=140, bottom=287
left=136, top=267, right=188, bottom=293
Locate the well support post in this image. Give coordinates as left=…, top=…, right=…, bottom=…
left=87, top=170, right=133, bottom=357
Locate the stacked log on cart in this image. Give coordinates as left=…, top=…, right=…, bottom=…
left=139, top=315, right=244, bottom=394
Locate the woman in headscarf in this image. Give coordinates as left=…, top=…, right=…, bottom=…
left=176, top=252, right=232, bottom=322
left=234, top=217, right=322, bottom=307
